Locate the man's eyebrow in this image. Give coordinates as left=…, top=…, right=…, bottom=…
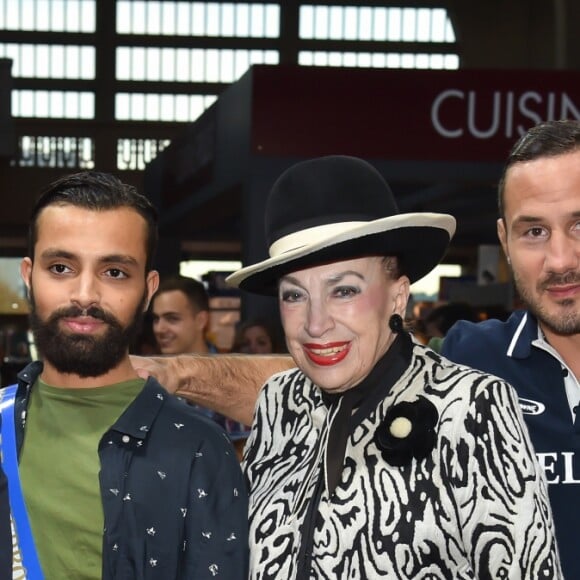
left=38, top=248, right=139, bottom=267
left=39, top=248, right=76, bottom=261
left=512, top=210, right=580, bottom=224
left=99, top=254, right=139, bottom=267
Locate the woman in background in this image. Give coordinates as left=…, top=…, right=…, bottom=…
left=232, top=317, right=285, bottom=354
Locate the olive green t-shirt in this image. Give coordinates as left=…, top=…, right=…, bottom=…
left=19, top=378, right=144, bottom=580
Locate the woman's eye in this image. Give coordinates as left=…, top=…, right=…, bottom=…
left=334, top=286, right=359, bottom=298
left=281, top=289, right=302, bottom=302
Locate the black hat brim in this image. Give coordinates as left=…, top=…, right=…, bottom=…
left=231, top=224, right=452, bottom=296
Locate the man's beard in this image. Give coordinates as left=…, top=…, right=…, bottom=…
left=514, top=269, right=580, bottom=335
left=29, top=288, right=147, bottom=378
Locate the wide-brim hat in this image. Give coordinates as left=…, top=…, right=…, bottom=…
left=226, top=155, right=456, bottom=295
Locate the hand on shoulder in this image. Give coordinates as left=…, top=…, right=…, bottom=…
left=130, top=355, right=178, bottom=393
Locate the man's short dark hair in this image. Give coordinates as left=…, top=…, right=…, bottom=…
left=28, top=171, right=159, bottom=271
left=154, top=276, right=210, bottom=313
left=498, top=119, right=580, bottom=219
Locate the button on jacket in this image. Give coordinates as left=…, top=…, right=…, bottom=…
left=11, top=361, right=249, bottom=580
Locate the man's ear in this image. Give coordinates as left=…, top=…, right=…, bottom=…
left=144, top=270, right=160, bottom=311
left=196, top=309, right=210, bottom=331
left=497, top=218, right=510, bottom=263
left=20, top=257, right=33, bottom=296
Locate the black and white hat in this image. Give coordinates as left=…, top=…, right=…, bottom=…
left=227, top=155, right=456, bottom=295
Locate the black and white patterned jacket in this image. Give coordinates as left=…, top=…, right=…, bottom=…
left=243, top=343, right=562, bottom=579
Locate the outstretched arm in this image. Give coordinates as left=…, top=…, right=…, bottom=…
left=131, top=354, right=295, bottom=425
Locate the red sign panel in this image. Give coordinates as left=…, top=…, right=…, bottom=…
left=250, top=65, right=580, bottom=162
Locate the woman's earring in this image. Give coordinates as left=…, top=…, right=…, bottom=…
left=389, top=313, right=404, bottom=333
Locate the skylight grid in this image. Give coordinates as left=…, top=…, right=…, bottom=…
left=115, top=92, right=217, bottom=122
left=116, top=46, right=278, bottom=83
left=12, top=90, right=94, bottom=118
left=116, top=2, right=280, bottom=38
left=0, top=0, right=96, bottom=32
left=298, top=51, right=459, bottom=70
left=0, top=43, right=95, bottom=79
left=299, top=5, right=455, bottom=43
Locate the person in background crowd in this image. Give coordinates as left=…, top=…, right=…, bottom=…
left=0, top=171, right=248, bottom=579
left=229, top=317, right=285, bottom=458
left=231, top=317, right=285, bottom=354
left=152, top=275, right=216, bottom=355
left=424, top=301, right=479, bottom=339
left=152, top=275, right=251, bottom=457
left=138, top=155, right=561, bottom=578
left=423, top=301, right=479, bottom=352
left=442, top=119, right=580, bottom=579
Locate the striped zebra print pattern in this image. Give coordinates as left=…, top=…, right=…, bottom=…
left=243, top=344, right=562, bottom=579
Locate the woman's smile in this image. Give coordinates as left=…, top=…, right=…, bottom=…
left=302, top=341, right=351, bottom=366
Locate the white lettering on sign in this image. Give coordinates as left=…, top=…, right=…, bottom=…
left=536, top=451, right=580, bottom=484
left=431, top=90, right=580, bottom=139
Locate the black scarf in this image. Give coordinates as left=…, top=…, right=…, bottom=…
left=321, top=331, right=413, bottom=495
left=296, top=332, right=414, bottom=579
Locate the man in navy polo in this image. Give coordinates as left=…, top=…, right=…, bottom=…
left=443, top=119, right=580, bottom=579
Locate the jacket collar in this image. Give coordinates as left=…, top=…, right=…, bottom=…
left=16, top=360, right=43, bottom=387
left=109, top=378, right=166, bottom=440
left=15, top=360, right=166, bottom=440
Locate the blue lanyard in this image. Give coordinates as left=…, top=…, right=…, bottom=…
left=0, top=384, right=44, bottom=579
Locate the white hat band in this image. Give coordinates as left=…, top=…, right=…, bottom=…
left=269, top=221, right=365, bottom=258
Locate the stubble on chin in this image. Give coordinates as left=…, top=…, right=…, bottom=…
left=514, top=271, right=580, bottom=336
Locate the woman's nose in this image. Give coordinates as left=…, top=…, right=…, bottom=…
left=305, top=301, right=334, bottom=337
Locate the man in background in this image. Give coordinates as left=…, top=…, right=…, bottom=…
left=152, top=276, right=216, bottom=355
left=1, top=171, right=247, bottom=579
left=152, top=276, right=250, bottom=457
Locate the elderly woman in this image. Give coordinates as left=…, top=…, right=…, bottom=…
left=224, top=156, right=561, bottom=579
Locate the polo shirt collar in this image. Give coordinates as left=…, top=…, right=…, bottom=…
left=506, top=311, right=539, bottom=359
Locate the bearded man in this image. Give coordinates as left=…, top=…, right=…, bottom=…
left=0, top=171, right=248, bottom=579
